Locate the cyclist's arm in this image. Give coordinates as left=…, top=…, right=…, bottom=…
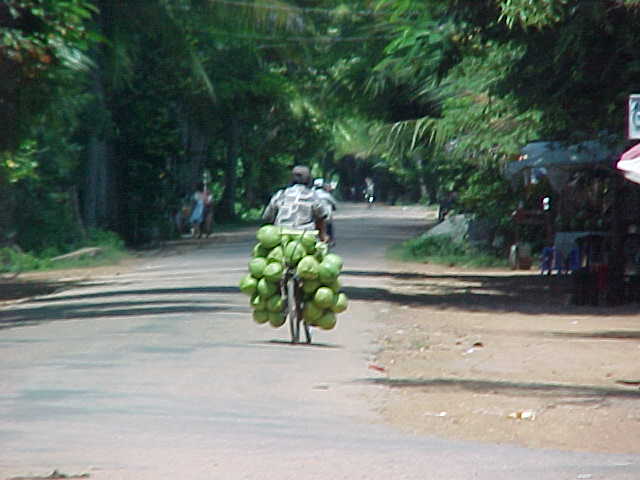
left=312, top=196, right=331, bottom=242
left=262, top=191, right=282, bottom=223
left=315, top=217, right=328, bottom=242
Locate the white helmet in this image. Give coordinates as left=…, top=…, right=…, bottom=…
left=313, top=178, right=324, bottom=188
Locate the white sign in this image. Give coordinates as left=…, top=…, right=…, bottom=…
left=629, top=94, right=640, bottom=139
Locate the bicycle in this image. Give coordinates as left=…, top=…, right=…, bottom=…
left=279, top=228, right=320, bottom=344
left=282, top=267, right=311, bottom=344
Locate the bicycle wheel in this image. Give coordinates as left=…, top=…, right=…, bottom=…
left=286, top=275, right=300, bottom=343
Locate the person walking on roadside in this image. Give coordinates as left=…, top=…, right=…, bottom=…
left=189, top=181, right=213, bottom=238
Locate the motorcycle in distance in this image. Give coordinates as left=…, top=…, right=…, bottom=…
left=363, top=177, right=375, bottom=209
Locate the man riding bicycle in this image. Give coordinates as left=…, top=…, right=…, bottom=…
left=262, top=165, right=331, bottom=343
left=263, top=165, right=330, bottom=240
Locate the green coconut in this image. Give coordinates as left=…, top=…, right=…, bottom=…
left=284, top=242, right=306, bottom=266
left=331, top=292, right=348, bottom=313
left=316, top=311, right=337, bottom=330
left=256, top=225, right=282, bottom=249
left=296, top=255, right=320, bottom=280
left=252, top=243, right=270, bottom=258
left=251, top=294, right=267, bottom=311
left=266, top=294, right=284, bottom=313
left=314, top=242, right=329, bottom=261
left=302, top=301, right=324, bottom=324
left=301, top=278, right=321, bottom=294
left=263, top=262, right=284, bottom=283
left=239, top=274, right=258, bottom=296
left=313, top=286, right=336, bottom=309
left=323, top=253, right=343, bottom=271
left=266, top=246, right=285, bottom=264
left=249, top=257, right=268, bottom=278
left=299, top=234, right=317, bottom=254
left=253, top=310, right=269, bottom=324
left=318, top=261, right=338, bottom=284
left=326, top=277, right=342, bottom=293
left=257, top=277, right=278, bottom=297
left=268, top=311, right=286, bottom=328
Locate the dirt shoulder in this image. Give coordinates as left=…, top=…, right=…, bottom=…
left=371, top=261, right=640, bottom=454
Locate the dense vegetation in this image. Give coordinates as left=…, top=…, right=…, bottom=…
left=2, top=0, right=640, bottom=254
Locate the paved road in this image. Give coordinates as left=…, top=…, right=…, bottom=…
left=1, top=204, right=639, bottom=479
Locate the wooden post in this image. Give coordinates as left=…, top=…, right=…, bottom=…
left=607, top=174, right=626, bottom=305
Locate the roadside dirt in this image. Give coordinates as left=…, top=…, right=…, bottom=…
left=3, top=236, right=640, bottom=456
left=371, top=261, right=640, bottom=454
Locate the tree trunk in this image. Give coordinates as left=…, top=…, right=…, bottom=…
left=412, top=151, right=429, bottom=201
left=83, top=1, right=116, bottom=231
left=68, top=185, right=87, bottom=242
left=0, top=168, right=15, bottom=245
left=219, top=114, right=240, bottom=220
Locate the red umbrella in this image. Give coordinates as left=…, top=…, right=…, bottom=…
left=617, top=143, right=640, bottom=184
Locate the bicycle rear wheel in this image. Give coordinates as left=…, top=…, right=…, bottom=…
left=286, top=275, right=311, bottom=344
left=286, top=276, right=300, bottom=343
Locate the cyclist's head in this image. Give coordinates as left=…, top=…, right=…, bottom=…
left=292, top=165, right=312, bottom=186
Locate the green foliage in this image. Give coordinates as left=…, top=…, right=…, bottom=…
left=392, top=234, right=508, bottom=268
left=0, top=247, right=49, bottom=273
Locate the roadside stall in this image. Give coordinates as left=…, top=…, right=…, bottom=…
left=504, top=140, right=640, bottom=305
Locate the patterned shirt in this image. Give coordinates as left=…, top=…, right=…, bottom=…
left=263, top=184, right=330, bottom=230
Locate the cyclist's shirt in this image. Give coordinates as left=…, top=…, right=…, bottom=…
left=263, top=184, right=329, bottom=229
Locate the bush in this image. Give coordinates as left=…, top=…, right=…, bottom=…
left=392, top=234, right=508, bottom=268
left=0, top=247, right=50, bottom=273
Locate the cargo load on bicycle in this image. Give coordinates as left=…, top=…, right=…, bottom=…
left=239, top=224, right=348, bottom=343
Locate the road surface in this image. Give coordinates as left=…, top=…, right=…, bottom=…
left=1, top=204, right=639, bottom=479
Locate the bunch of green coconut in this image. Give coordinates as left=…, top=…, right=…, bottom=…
left=239, top=224, right=348, bottom=330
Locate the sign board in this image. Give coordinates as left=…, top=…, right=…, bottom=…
left=629, top=94, right=640, bottom=139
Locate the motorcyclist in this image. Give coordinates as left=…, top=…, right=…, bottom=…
left=263, top=166, right=330, bottom=241
left=313, top=178, right=337, bottom=246
left=364, top=177, right=375, bottom=207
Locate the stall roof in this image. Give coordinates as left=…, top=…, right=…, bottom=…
left=505, top=140, right=617, bottom=191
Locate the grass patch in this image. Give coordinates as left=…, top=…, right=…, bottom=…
left=0, top=229, right=129, bottom=274
left=389, top=233, right=508, bottom=268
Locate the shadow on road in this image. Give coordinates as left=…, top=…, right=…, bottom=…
left=360, top=377, right=640, bottom=400
left=0, top=291, right=245, bottom=330
left=26, top=285, right=240, bottom=303
left=342, top=269, right=640, bottom=316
